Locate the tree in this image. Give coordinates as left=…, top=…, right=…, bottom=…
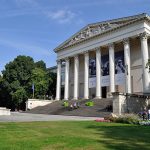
left=1, top=55, right=35, bottom=110
left=0, top=78, right=13, bottom=109
left=2, top=55, right=35, bottom=87
left=47, top=69, right=57, bottom=99
left=35, top=60, right=46, bottom=70
left=11, top=87, right=27, bottom=110
left=0, top=55, right=56, bottom=110
left=30, top=68, right=49, bottom=99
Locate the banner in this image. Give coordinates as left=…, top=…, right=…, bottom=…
left=89, top=51, right=125, bottom=88
left=89, top=58, right=96, bottom=77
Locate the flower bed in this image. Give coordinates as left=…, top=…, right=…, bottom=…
left=139, top=120, right=150, bottom=126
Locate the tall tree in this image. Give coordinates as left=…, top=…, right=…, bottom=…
left=1, top=55, right=35, bottom=110
left=0, top=55, right=56, bottom=110
left=30, top=68, right=49, bottom=99
left=47, top=69, right=57, bottom=99
left=35, top=60, right=46, bottom=70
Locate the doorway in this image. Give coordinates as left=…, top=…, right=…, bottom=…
left=102, top=87, right=107, bottom=98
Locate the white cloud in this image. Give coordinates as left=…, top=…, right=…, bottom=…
left=47, top=9, right=76, bottom=24
left=14, top=0, right=38, bottom=7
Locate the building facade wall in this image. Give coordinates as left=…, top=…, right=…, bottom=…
left=55, top=15, right=150, bottom=100
left=67, top=38, right=148, bottom=98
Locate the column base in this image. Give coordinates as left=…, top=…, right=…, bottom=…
left=73, top=97, right=78, bottom=100
left=63, top=98, right=69, bottom=101
left=83, top=97, right=89, bottom=100
left=94, top=96, right=102, bottom=99
left=55, top=98, right=60, bottom=101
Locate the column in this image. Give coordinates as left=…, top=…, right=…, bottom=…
left=123, top=38, right=131, bottom=93
left=96, top=48, right=102, bottom=98
left=84, top=52, right=89, bottom=99
left=64, top=58, right=70, bottom=100
left=109, top=43, right=115, bottom=93
left=140, top=32, right=150, bottom=93
left=56, top=60, right=61, bottom=100
left=74, top=55, right=79, bottom=100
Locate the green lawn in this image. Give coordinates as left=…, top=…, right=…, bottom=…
left=0, top=121, right=150, bottom=150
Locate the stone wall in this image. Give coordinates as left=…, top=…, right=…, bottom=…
left=26, top=99, right=56, bottom=110
left=0, top=107, right=11, bottom=115
left=112, top=92, right=150, bottom=115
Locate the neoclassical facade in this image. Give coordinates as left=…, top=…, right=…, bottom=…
left=54, top=13, right=150, bottom=100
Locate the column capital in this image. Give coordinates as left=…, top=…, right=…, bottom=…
left=108, top=43, right=114, bottom=49
left=84, top=51, right=89, bottom=56
left=123, top=38, right=129, bottom=45
left=94, top=47, right=101, bottom=52
left=140, top=32, right=148, bottom=40
left=74, top=55, right=79, bottom=60
left=57, top=59, right=61, bottom=64
left=64, top=57, right=69, bottom=62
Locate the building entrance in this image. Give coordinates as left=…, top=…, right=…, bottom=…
left=102, top=87, right=107, bottom=98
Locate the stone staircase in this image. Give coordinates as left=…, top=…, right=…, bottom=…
left=25, top=98, right=113, bottom=117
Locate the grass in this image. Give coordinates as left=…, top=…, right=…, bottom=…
left=0, top=121, right=150, bottom=150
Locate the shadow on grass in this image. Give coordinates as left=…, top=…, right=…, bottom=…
left=87, top=123, right=150, bottom=150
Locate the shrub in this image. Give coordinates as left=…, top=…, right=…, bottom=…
left=139, top=120, right=150, bottom=126
left=85, top=101, right=94, bottom=106
left=114, top=114, right=140, bottom=124
left=63, top=101, right=69, bottom=107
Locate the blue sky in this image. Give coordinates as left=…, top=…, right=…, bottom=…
left=0, top=0, right=150, bottom=73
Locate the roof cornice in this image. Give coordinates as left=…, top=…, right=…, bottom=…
left=54, top=13, right=149, bottom=52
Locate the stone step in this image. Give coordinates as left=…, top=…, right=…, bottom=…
left=25, top=98, right=112, bottom=117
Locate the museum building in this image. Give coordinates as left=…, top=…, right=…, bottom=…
left=54, top=13, right=150, bottom=100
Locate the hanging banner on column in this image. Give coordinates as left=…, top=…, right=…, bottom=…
left=89, top=58, right=96, bottom=77
left=89, top=50, right=125, bottom=88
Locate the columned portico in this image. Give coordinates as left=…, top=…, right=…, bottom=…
left=55, top=13, right=150, bottom=100
left=123, top=38, right=131, bottom=93
left=108, top=43, right=115, bottom=93
left=95, top=48, right=102, bottom=99
left=140, top=32, right=150, bottom=93
left=74, top=55, right=79, bottom=100
left=84, top=52, right=89, bottom=99
left=64, top=58, right=70, bottom=100
left=56, top=60, right=61, bottom=100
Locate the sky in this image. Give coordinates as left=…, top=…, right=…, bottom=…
left=0, top=0, right=150, bottom=73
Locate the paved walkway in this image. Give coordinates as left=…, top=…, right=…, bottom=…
left=0, top=112, right=100, bottom=122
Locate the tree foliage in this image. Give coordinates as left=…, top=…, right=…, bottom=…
left=0, top=55, right=56, bottom=110
left=35, top=60, right=46, bottom=70
left=30, top=68, right=49, bottom=99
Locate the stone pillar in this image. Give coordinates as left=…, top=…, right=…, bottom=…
left=64, top=58, right=70, bottom=100
left=74, top=55, right=79, bottom=100
left=56, top=60, right=61, bottom=100
left=140, top=32, right=150, bottom=93
left=123, top=38, right=131, bottom=93
left=109, top=43, right=115, bottom=93
left=84, top=52, right=89, bottom=99
left=96, top=48, right=102, bottom=99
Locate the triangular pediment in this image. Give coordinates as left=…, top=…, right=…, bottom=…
left=54, top=13, right=149, bottom=51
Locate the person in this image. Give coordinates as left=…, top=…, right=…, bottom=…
left=103, top=61, right=109, bottom=76
left=142, top=109, right=147, bottom=120
left=70, top=104, right=73, bottom=111
left=115, top=59, right=125, bottom=74
left=73, top=102, right=77, bottom=109
left=77, top=102, right=80, bottom=108
left=148, top=108, right=150, bottom=120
